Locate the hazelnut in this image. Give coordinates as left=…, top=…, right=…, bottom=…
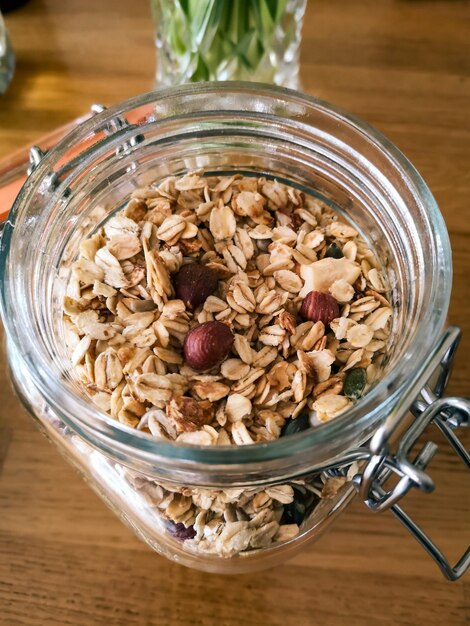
left=299, top=291, right=339, bottom=327
left=173, top=263, right=219, bottom=310
left=183, top=321, right=234, bottom=371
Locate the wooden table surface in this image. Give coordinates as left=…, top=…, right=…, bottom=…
left=1, top=1, right=469, bottom=624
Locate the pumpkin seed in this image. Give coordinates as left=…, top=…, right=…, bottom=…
left=344, top=367, right=367, bottom=399
left=281, top=485, right=320, bottom=525
left=281, top=411, right=310, bottom=437
left=325, top=242, right=344, bottom=259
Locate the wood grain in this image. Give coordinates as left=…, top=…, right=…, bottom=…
left=0, top=1, right=469, bottom=624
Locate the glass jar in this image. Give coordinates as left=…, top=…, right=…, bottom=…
left=0, top=83, right=467, bottom=576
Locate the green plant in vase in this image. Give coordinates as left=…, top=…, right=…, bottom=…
left=152, top=0, right=306, bottom=88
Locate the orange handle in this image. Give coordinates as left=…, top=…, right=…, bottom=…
left=0, top=105, right=154, bottom=224
left=0, top=113, right=93, bottom=223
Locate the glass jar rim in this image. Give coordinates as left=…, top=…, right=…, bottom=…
left=0, top=82, right=452, bottom=472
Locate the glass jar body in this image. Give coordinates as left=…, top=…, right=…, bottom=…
left=0, top=84, right=451, bottom=572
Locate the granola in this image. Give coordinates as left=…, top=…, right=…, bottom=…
left=63, top=171, right=392, bottom=557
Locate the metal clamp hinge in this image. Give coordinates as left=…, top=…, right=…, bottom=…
left=349, top=326, right=469, bottom=580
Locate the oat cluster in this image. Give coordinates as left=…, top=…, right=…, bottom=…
left=64, top=171, right=392, bottom=447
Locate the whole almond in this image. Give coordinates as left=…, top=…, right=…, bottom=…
left=300, top=291, right=339, bottom=328
left=183, top=321, right=234, bottom=371
left=174, top=263, right=219, bottom=310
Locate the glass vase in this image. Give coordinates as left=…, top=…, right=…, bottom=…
left=0, top=11, right=14, bottom=94
left=151, top=0, right=307, bottom=88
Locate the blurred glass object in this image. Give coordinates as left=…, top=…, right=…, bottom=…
left=151, top=0, right=306, bottom=89
left=0, top=11, right=15, bottom=94
left=0, top=0, right=30, bottom=12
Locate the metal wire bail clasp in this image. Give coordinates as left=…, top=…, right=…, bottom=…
left=91, top=103, right=144, bottom=157
left=25, top=103, right=144, bottom=189
left=353, top=326, right=470, bottom=581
